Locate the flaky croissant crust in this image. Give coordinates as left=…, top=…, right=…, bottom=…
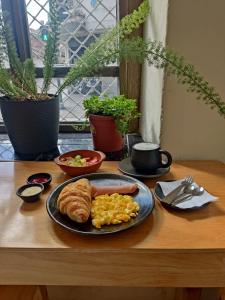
left=57, top=178, right=92, bottom=223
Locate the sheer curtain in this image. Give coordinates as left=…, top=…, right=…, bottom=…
left=140, top=0, right=169, bottom=144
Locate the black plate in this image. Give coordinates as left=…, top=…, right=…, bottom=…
left=118, top=157, right=170, bottom=179
left=46, top=173, right=154, bottom=235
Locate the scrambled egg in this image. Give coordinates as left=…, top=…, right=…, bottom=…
left=91, top=193, right=140, bottom=229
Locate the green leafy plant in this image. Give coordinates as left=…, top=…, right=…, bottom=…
left=0, top=0, right=224, bottom=118
left=84, top=95, right=140, bottom=134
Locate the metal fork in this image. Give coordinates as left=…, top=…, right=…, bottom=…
left=162, top=176, right=193, bottom=204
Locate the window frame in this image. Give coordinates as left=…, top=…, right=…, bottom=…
left=0, top=0, right=142, bottom=133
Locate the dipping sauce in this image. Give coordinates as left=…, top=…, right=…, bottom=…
left=21, top=186, right=42, bottom=196
left=30, top=177, right=49, bottom=184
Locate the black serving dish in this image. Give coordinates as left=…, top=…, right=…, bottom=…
left=16, top=183, right=44, bottom=203
left=27, top=172, right=52, bottom=188
left=46, top=172, right=154, bottom=235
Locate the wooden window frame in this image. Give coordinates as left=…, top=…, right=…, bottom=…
left=119, top=0, right=143, bottom=104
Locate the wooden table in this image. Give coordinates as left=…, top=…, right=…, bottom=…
left=0, top=160, right=225, bottom=297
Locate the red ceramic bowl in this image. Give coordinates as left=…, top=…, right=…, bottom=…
left=54, top=150, right=106, bottom=176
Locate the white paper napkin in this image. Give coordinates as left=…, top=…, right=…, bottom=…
left=157, top=179, right=218, bottom=209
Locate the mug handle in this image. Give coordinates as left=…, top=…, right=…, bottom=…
left=159, top=150, right=172, bottom=168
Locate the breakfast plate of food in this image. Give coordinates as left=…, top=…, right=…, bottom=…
left=46, top=173, right=154, bottom=235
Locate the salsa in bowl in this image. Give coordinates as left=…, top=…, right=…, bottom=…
left=54, top=149, right=106, bottom=176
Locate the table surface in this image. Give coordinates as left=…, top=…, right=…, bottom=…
left=1, top=160, right=225, bottom=287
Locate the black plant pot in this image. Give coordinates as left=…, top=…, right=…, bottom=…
left=0, top=95, right=59, bottom=158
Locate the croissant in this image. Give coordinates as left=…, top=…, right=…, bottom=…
left=57, top=178, right=92, bottom=223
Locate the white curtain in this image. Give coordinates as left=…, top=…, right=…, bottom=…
left=140, top=0, right=169, bottom=144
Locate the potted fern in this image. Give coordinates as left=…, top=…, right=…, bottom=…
left=0, top=2, right=61, bottom=159
left=0, top=0, right=224, bottom=159
left=83, top=95, right=140, bottom=152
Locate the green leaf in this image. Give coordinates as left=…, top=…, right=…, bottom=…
left=23, top=59, right=37, bottom=96
left=42, top=1, right=60, bottom=94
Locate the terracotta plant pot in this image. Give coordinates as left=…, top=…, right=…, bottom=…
left=89, top=114, right=124, bottom=152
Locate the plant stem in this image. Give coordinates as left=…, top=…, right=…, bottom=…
left=146, top=46, right=225, bottom=116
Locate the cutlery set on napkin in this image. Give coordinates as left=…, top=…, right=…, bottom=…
left=154, top=176, right=217, bottom=209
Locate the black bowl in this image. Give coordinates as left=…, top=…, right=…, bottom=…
left=27, top=173, right=52, bottom=188
left=16, top=183, right=44, bottom=203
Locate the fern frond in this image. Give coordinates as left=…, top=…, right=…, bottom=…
left=145, top=41, right=225, bottom=117
left=57, top=0, right=150, bottom=94
left=0, top=68, right=28, bottom=98
left=42, top=1, right=60, bottom=94
left=23, top=59, right=37, bottom=96
left=120, top=38, right=225, bottom=117
left=0, top=14, right=37, bottom=97
left=2, top=17, right=24, bottom=82
left=0, top=15, right=7, bottom=67
left=0, top=71, right=17, bottom=97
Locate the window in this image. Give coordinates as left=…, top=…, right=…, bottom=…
left=0, top=0, right=143, bottom=132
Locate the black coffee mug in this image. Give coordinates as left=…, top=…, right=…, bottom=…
left=131, top=142, right=172, bottom=172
